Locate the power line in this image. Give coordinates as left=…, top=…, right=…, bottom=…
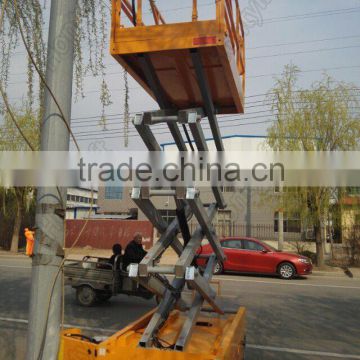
left=69, top=101, right=275, bottom=123
left=67, top=91, right=360, bottom=125
left=97, top=42, right=360, bottom=72
left=248, top=45, right=360, bottom=60
left=68, top=67, right=360, bottom=101
left=71, top=101, right=360, bottom=137
left=71, top=119, right=275, bottom=142
left=70, top=104, right=360, bottom=136
left=249, top=35, right=360, bottom=50
left=10, top=31, right=360, bottom=63
left=83, top=65, right=360, bottom=95
left=262, top=6, right=360, bottom=25
left=71, top=111, right=278, bottom=135
left=249, top=65, right=360, bottom=79
left=7, top=62, right=360, bottom=86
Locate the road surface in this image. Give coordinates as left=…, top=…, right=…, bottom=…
left=0, top=256, right=359, bottom=359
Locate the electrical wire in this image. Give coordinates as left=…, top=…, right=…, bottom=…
left=11, top=31, right=360, bottom=62
left=69, top=118, right=276, bottom=143
left=249, top=34, right=360, bottom=50
left=65, top=90, right=360, bottom=124
left=248, top=45, right=360, bottom=61
left=262, top=6, right=360, bottom=25
left=69, top=100, right=360, bottom=129
left=69, top=110, right=277, bottom=134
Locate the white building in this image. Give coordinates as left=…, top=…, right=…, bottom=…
left=66, top=187, right=99, bottom=219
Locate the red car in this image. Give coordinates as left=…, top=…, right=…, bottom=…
left=196, top=237, right=312, bottom=279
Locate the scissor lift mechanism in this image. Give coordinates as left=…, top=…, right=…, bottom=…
left=129, top=57, right=229, bottom=348
left=61, top=1, right=246, bottom=358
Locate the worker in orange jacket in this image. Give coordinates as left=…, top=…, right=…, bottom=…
left=24, top=228, right=35, bottom=257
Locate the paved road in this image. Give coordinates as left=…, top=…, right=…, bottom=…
left=0, top=256, right=359, bottom=360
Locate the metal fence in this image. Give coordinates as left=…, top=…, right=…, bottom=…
left=188, top=222, right=301, bottom=241
left=188, top=222, right=360, bottom=243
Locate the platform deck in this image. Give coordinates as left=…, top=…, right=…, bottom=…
left=111, top=2, right=245, bottom=114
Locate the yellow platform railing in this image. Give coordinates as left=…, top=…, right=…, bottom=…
left=111, top=0, right=245, bottom=76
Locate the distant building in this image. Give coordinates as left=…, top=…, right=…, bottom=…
left=97, top=135, right=302, bottom=241
left=66, top=187, right=98, bottom=219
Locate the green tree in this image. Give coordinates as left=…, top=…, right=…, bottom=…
left=0, top=105, right=39, bottom=252
left=267, top=64, right=360, bottom=267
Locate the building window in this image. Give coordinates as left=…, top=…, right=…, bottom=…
left=216, top=210, right=232, bottom=224
left=348, top=187, right=360, bottom=196
left=105, top=186, right=123, bottom=200
left=67, top=194, right=71, bottom=201
left=215, top=210, right=232, bottom=237
left=222, top=186, right=235, bottom=193
left=274, top=212, right=301, bottom=233
left=159, top=210, right=177, bottom=225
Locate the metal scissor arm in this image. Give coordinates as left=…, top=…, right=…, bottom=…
left=128, top=49, right=228, bottom=350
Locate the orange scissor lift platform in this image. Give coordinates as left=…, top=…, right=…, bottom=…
left=110, top=0, right=245, bottom=114
left=60, top=308, right=246, bottom=360
left=61, top=1, right=246, bottom=359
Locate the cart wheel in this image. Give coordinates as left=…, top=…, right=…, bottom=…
left=76, top=285, right=97, bottom=307
left=96, top=291, right=112, bottom=303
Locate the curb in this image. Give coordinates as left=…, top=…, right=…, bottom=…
left=311, top=271, right=348, bottom=278
left=0, top=253, right=27, bottom=259
left=311, top=270, right=359, bottom=278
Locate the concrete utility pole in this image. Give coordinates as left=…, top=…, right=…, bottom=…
left=26, top=1, right=77, bottom=359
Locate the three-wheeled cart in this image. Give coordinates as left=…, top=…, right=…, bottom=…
left=64, top=256, right=156, bottom=306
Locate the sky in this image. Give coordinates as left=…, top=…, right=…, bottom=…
left=3, top=0, right=360, bottom=151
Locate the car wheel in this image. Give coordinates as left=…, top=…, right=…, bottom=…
left=213, top=261, right=223, bottom=275
left=76, top=285, right=97, bottom=307
left=278, top=262, right=296, bottom=280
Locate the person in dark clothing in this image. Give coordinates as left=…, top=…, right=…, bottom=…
left=123, top=233, right=147, bottom=271
left=109, top=243, right=122, bottom=269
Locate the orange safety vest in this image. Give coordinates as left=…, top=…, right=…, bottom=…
left=25, top=229, right=35, bottom=256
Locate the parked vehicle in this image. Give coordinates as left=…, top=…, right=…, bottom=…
left=196, top=237, right=312, bottom=279
left=64, top=256, right=156, bottom=306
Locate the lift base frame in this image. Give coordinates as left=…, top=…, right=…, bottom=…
left=59, top=307, right=246, bottom=360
